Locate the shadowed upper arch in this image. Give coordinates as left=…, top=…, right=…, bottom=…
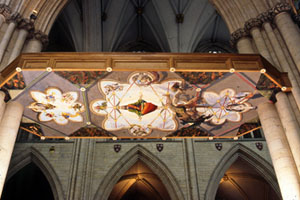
left=204, top=143, right=281, bottom=200
left=93, top=144, right=185, bottom=200
left=6, top=147, right=65, bottom=200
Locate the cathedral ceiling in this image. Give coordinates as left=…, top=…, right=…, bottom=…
left=0, top=53, right=291, bottom=139
left=50, top=0, right=231, bottom=52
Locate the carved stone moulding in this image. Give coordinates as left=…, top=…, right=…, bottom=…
left=0, top=4, right=11, bottom=20
left=230, top=28, right=249, bottom=47
left=27, top=30, right=49, bottom=47
left=273, top=2, right=292, bottom=15
left=245, top=18, right=263, bottom=32
left=230, top=2, right=295, bottom=47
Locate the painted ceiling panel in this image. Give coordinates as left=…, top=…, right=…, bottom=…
left=7, top=69, right=278, bottom=139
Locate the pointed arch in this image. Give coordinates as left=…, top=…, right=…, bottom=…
left=204, top=143, right=281, bottom=200
left=6, top=147, right=65, bottom=200
left=93, top=145, right=185, bottom=200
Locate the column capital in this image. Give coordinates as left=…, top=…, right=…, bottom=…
left=230, top=28, right=249, bottom=47
left=27, top=30, right=49, bottom=47
left=257, top=10, right=275, bottom=26
left=17, top=18, right=34, bottom=32
left=273, top=2, right=292, bottom=16
left=8, top=12, right=22, bottom=24
left=0, top=4, right=11, bottom=21
left=245, top=18, right=263, bottom=32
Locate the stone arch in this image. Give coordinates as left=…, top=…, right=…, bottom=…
left=93, top=145, right=185, bottom=200
left=204, top=143, right=281, bottom=200
left=6, top=147, right=65, bottom=200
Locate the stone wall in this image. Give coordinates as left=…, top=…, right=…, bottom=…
left=7, top=138, right=279, bottom=200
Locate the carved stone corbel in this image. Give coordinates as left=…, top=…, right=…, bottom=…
left=17, top=18, right=34, bottom=32
left=26, top=30, right=49, bottom=48
left=0, top=4, right=11, bottom=21
left=273, top=2, right=292, bottom=15
left=245, top=18, right=262, bottom=32
left=230, top=28, right=249, bottom=47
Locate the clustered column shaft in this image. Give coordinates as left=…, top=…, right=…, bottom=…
left=0, top=92, right=23, bottom=198
left=258, top=102, right=300, bottom=200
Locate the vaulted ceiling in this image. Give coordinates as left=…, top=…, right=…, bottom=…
left=46, top=0, right=233, bottom=53
left=216, top=158, right=281, bottom=200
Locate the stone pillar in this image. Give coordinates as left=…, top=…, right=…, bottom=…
left=183, top=138, right=200, bottom=200
left=231, top=28, right=255, bottom=54
left=245, top=18, right=274, bottom=64
left=0, top=101, right=24, bottom=197
left=23, top=31, right=48, bottom=53
left=0, top=14, right=4, bottom=27
left=0, top=4, right=10, bottom=28
left=0, top=21, right=16, bottom=62
left=258, top=102, right=300, bottom=200
left=236, top=37, right=254, bottom=53
left=275, top=92, right=300, bottom=175
left=274, top=3, right=300, bottom=72
left=0, top=91, right=6, bottom=123
left=23, top=39, right=42, bottom=53
left=8, top=18, right=34, bottom=63
left=260, top=15, right=300, bottom=110
left=8, top=29, right=27, bottom=63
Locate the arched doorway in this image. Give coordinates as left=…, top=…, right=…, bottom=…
left=94, top=145, right=184, bottom=200
left=1, top=162, right=54, bottom=200
left=108, top=161, right=171, bottom=200
left=205, top=144, right=281, bottom=200
left=215, top=157, right=281, bottom=200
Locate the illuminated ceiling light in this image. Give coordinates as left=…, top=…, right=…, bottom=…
left=46, top=67, right=52, bottom=72
left=32, top=10, right=38, bottom=15
left=281, top=86, right=287, bottom=91
left=208, top=136, right=213, bottom=140
left=196, top=88, right=201, bottom=92
left=170, top=67, right=176, bottom=72
left=112, top=136, right=117, bottom=141
left=40, top=136, right=46, bottom=140
left=222, top=174, right=229, bottom=181
left=106, top=67, right=112, bottom=72
left=229, top=68, right=235, bottom=73
left=233, top=136, right=238, bottom=140
left=16, top=67, right=22, bottom=72
left=260, top=68, right=266, bottom=73
left=86, top=121, right=91, bottom=125
left=80, top=87, right=86, bottom=92
left=65, top=136, right=70, bottom=140
left=162, top=136, right=167, bottom=140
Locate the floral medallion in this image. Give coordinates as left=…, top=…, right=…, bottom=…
left=28, top=88, right=85, bottom=125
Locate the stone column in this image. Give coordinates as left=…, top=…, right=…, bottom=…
left=274, top=3, right=300, bottom=73
left=0, top=4, right=10, bottom=28
left=236, top=37, right=254, bottom=53
left=8, top=19, right=34, bottom=63
left=258, top=12, right=300, bottom=110
left=0, top=91, right=6, bottom=122
left=8, top=29, right=27, bottom=63
left=231, top=28, right=255, bottom=54
left=0, top=13, right=21, bottom=63
left=0, top=101, right=24, bottom=197
left=275, top=92, right=300, bottom=175
left=24, top=39, right=42, bottom=52
left=23, top=31, right=48, bottom=53
left=183, top=138, right=200, bottom=200
left=0, top=21, right=16, bottom=62
left=258, top=102, right=300, bottom=200
left=245, top=18, right=274, bottom=64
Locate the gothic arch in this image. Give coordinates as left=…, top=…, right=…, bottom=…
left=204, top=143, right=281, bottom=200
left=93, top=145, right=185, bottom=200
left=6, top=147, right=65, bottom=200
